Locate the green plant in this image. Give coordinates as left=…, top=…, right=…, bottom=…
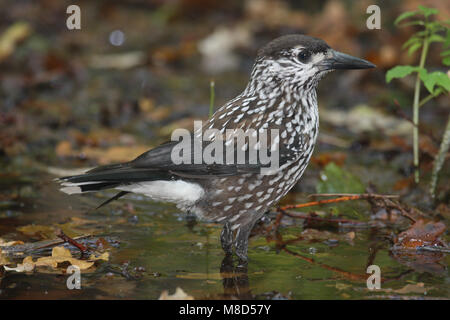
left=386, top=5, right=450, bottom=196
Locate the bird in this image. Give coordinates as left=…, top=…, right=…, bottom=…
left=58, top=34, right=375, bottom=263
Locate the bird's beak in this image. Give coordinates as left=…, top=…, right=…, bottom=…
left=318, top=49, right=376, bottom=70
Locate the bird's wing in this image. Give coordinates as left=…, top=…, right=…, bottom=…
left=130, top=137, right=297, bottom=178
left=60, top=137, right=297, bottom=186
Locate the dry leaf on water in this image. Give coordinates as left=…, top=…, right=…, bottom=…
left=0, top=250, right=11, bottom=266
left=159, top=287, right=194, bottom=300
left=397, top=219, right=446, bottom=249
left=0, top=22, right=31, bottom=62
left=17, top=224, right=56, bottom=239
left=3, top=256, right=35, bottom=272
left=89, top=252, right=109, bottom=261
left=379, top=282, right=429, bottom=295
left=3, top=246, right=109, bottom=272
left=0, top=238, right=24, bottom=247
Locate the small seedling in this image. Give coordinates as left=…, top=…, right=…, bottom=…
left=386, top=5, right=450, bottom=196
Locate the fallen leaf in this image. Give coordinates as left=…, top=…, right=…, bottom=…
left=88, top=252, right=109, bottom=261
left=17, top=224, right=56, bottom=239
left=80, top=145, right=150, bottom=164
left=0, top=250, right=11, bottom=266
left=320, top=105, right=411, bottom=136
left=0, top=238, right=24, bottom=247
left=4, top=246, right=99, bottom=272
left=393, top=283, right=427, bottom=294
left=159, top=287, right=194, bottom=300
left=3, top=256, right=34, bottom=272
left=0, top=22, right=31, bottom=62
left=379, top=282, right=430, bottom=295
left=397, top=219, right=446, bottom=249
left=89, top=51, right=146, bottom=69
left=311, top=152, right=347, bottom=167
left=55, top=141, right=73, bottom=157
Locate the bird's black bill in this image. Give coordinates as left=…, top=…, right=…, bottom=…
left=319, top=49, right=376, bottom=70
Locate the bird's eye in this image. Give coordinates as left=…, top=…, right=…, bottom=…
left=297, top=51, right=311, bottom=63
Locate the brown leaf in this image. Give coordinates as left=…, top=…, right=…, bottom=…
left=0, top=22, right=31, bottom=62
left=17, top=224, right=56, bottom=240
left=56, top=141, right=73, bottom=157
left=397, top=219, right=446, bottom=249
left=3, top=246, right=103, bottom=272
left=80, top=145, right=150, bottom=164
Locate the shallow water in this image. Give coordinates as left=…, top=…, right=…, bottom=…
left=0, top=169, right=448, bottom=300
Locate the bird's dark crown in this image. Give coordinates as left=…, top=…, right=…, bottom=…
left=257, top=34, right=330, bottom=59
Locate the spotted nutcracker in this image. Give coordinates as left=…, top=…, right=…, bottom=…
left=59, top=35, right=375, bottom=262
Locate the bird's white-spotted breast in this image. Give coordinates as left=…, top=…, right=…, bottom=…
left=190, top=76, right=319, bottom=230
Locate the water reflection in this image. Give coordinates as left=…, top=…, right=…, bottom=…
left=220, top=255, right=251, bottom=299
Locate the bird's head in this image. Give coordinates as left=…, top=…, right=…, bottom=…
left=252, top=34, right=375, bottom=91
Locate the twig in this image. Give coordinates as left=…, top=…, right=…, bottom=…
left=283, top=210, right=365, bottom=225
left=31, top=235, right=92, bottom=252
left=417, top=246, right=450, bottom=253
left=280, top=193, right=398, bottom=211
left=56, top=229, right=88, bottom=253
left=281, top=246, right=370, bottom=281
left=379, top=198, right=417, bottom=223
left=265, top=208, right=285, bottom=234
left=309, top=193, right=399, bottom=199
left=279, top=196, right=361, bottom=211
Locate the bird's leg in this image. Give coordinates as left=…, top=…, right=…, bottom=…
left=234, top=220, right=257, bottom=265
left=220, top=222, right=233, bottom=255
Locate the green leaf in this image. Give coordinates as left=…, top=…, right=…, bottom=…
left=441, top=49, right=450, bottom=56
left=395, top=10, right=418, bottom=25
left=444, top=29, right=450, bottom=47
left=316, top=163, right=365, bottom=194
left=402, top=36, right=422, bottom=50
left=428, top=34, right=445, bottom=43
left=408, top=42, right=422, bottom=56
left=400, top=20, right=424, bottom=27
left=386, top=66, right=422, bottom=82
left=419, top=71, right=450, bottom=93
left=415, top=30, right=428, bottom=37
left=443, top=56, right=450, bottom=66
left=418, top=5, right=438, bottom=18
left=426, top=21, right=445, bottom=32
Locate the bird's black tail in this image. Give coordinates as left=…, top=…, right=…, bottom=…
left=57, top=162, right=168, bottom=195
